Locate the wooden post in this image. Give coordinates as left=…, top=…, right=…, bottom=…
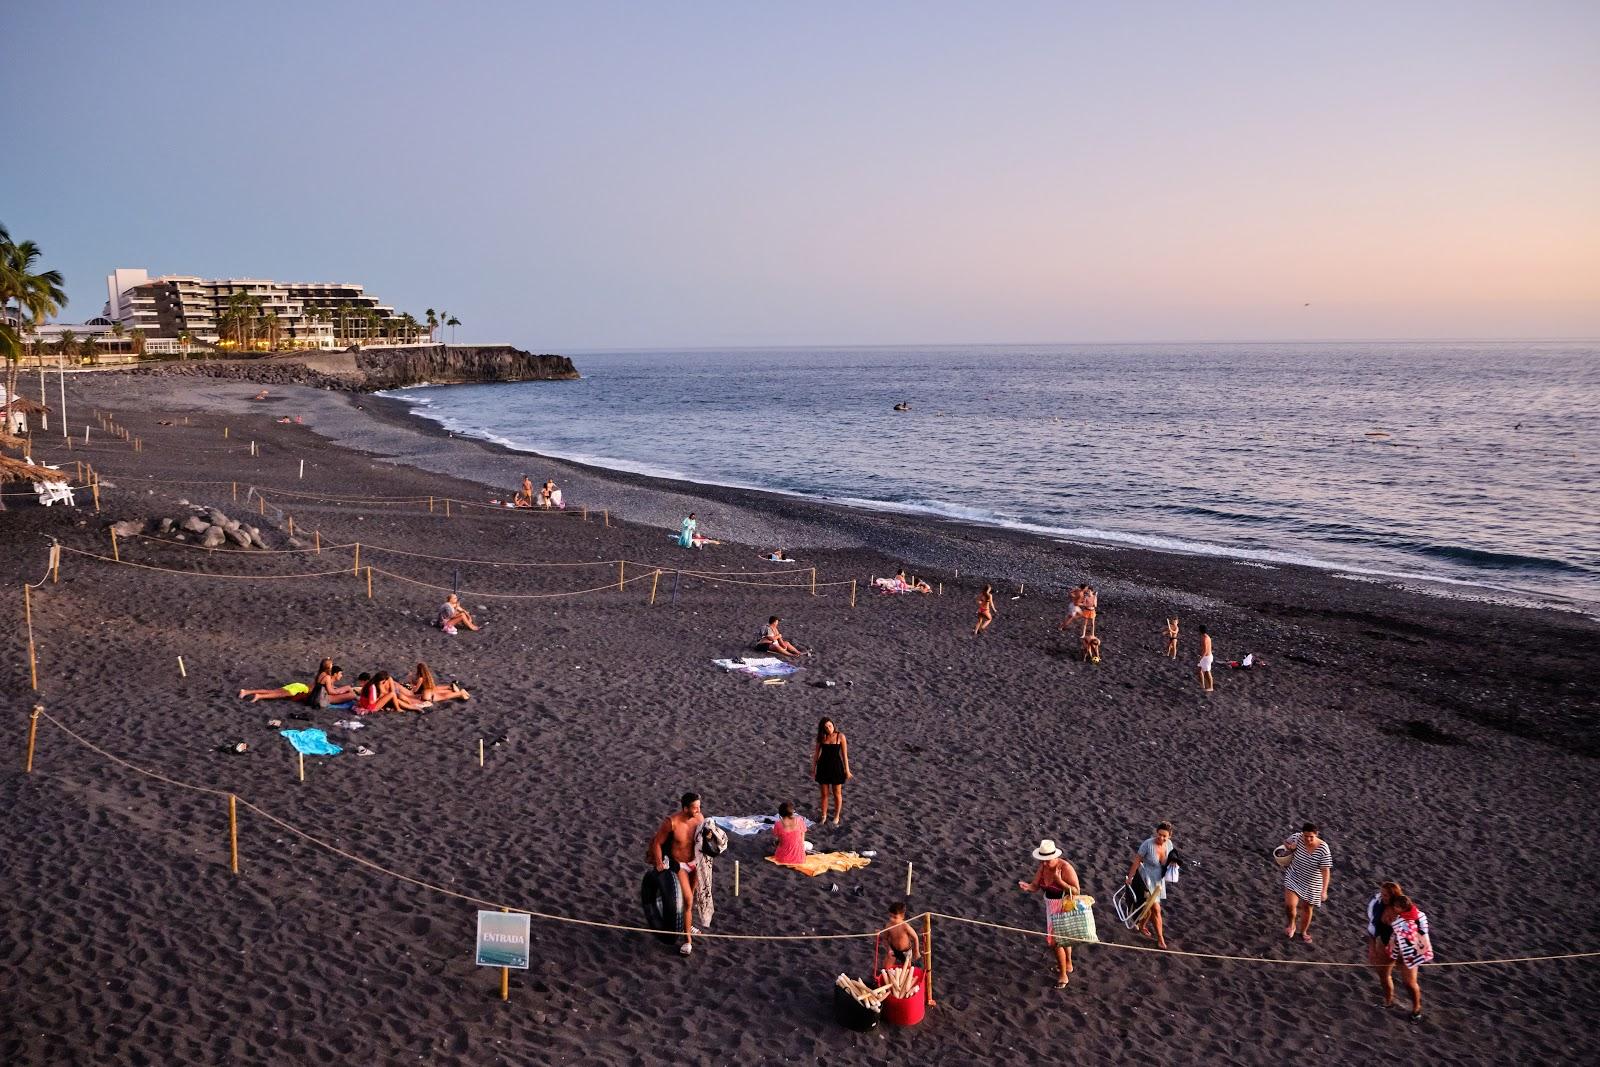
left=314, top=530, right=321, bottom=554
left=603, top=509, right=610, bottom=528
left=479, top=738, right=485, bottom=768
left=366, top=567, right=373, bottom=599
left=734, top=860, right=740, bottom=897
left=924, top=913, right=935, bottom=1006
left=938, top=582, right=943, bottom=597
left=649, top=569, right=661, bottom=605
left=228, top=794, right=239, bottom=874
left=50, top=543, right=59, bottom=584
left=352, top=543, right=360, bottom=574
left=177, top=656, right=187, bottom=678
left=91, top=480, right=100, bottom=512
left=258, top=495, right=265, bottom=516
left=298, top=751, right=305, bottom=782
left=906, top=861, right=914, bottom=897
left=618, top=561, right=625, bottom=591
left=1019, top=582, right=1025, bottom=596
left=500, top=907, right=511, bottom=1001
left=24, top=584, right=38, bottom=691
left=850, top=579, right=857, bottom=608
left=428, top=496, right=434, bottom=513
left=299, top=459, right=304, bottom=479
left=581, top=505, right=588, bottom=522
left=444, top=498, right=451, bottom=518
left=810, top=567, right=817, bottom=596
left=25, top=705, right=41, bottom=773
left=224, top=426, right=229, bottom=439
left=110, top=528, right=120, bottom=562
left=83, top=425, right=89, bottom=444
left=287, top=516, right=295, bottom=537
left=232, top=481, right=237, bottom=502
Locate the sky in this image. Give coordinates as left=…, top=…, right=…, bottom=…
left=2, top=1, right=1597, bottom=348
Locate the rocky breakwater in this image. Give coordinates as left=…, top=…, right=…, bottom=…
left=109, top=501, right=286, bottom=551
left=117, top=344, right=579, bottom=392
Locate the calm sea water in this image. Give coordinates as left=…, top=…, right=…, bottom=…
left=388, top=343, right=1600, bottom=608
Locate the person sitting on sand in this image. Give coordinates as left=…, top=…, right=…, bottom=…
left=408, top=662, right=470, bottom=704
left=974, top=584, right=995, bottom=636
left=880, top=900, right=921, bottom=967
left=438, top=593, right=481, bottom=635
left=355, top=671, right=431, bottom=714
left=514, top=476, right=534, bottom=508
left=759, top=615, right=808, bottom=658
left=766, top=548, right=794, bottom=562
left=1163, top=617, right=1179, bottom=659
left=894, top=569, right=932, bottom=594
left=307, top=664, right=358, bottom=708
left=1019, top=839, right=1082, bottom=988
left=677, top=512, right=700, bottom=549
left=771, top=801, right=808, bottom=864
left=1081, top=633, right=1102, bottom=663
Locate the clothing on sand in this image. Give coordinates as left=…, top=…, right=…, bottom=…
left=766, top=851, right=871, bottom=877
left=692, top=820, right=729, bottom=929
left=279, top=728, right=343, bottom=756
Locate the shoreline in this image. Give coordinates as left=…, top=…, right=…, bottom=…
left=4, top=373, right=1597, bottom=1065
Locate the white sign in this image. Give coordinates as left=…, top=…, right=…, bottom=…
left=475, top=911, right=531, bottom=970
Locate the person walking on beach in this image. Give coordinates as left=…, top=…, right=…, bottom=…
left=1019, top=839, right=1081, bottom=988
left=1366, top=880, right=1405, bottom=1003
left=974, top=584, right=995, bottom=636
left=648, top=792, right=706, bottom=956
left=812, top=718, right=852, bottom=825
left=1124, top=822, right=1175, bottom=948
left=1384, top=893, right=1434, bottom=1020
left=1281, top=823, right=1333, bottom=942
left=1197, top=626, right=1214, bottom=691
left=1163, top=617, right=1179, bottom=659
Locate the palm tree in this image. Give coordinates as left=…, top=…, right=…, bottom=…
left=57, top=329, right=78, bottom=365
left=425, top=308, right=438, bottom=342
left=446, top=314, right=461, bottom=344
left=336, top=301, right=354, bottom=345
left=1, top=223, right=67, bottom=416
left=178, top=330, right=193, bottom=360
left=130, top=328, right=147, bottom=358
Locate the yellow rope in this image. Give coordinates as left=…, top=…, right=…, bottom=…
left=54, top=546, right=354, bottom=580
left=371, top=565, right=656, bottom=600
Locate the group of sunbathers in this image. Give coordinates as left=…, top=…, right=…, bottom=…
left=877, top=569, right=932, bottom=595
left=513, top=476, right=563, bottom=509
left=239, top=658, right=470, bottom=713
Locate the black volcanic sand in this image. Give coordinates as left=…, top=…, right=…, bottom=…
left=1, top=374, right=1596, bottom=1066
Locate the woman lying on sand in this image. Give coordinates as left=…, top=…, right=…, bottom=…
left=355, top=671, right=432, bottom=714
left=409, top=662, right=470, bottom=704
left=238, top=681, right=311, bottom=703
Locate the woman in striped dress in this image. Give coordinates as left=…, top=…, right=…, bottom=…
left=1281, top=823, right=1333, bottom=943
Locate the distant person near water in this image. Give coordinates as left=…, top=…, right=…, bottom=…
left=1281, top=823, right=1333, bottom=942
left=1164, top=617, right=1179, bottom=659
left=648, top=792, right=706, bottom=956
left=812, top=717, right=852, bottom=826
left=1124, top=822, right=1175, bottom=948
left=514, top=476, right=534, bottom=508
left=770, top=801, right=807, bottom=864
left=1019, top=839, right=1081, bottom=988
left=1197, top=626, right=1214, bottom=691
left=974, top=584, right=995, bottom=636
left=1078, top=585, right=1098, bottom=638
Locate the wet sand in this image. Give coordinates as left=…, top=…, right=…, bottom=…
left=1, top=374, right=1596, bottom=1066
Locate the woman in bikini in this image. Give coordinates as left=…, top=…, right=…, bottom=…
left=239, top=658, right=330, bottom=702
left=974, top=584, right=995, bottom=636
left=1163, top=616, right=1179, bottom=658
left=408, top=662, right=470, bottom=704
left=356, top=671, right=432, bottom=714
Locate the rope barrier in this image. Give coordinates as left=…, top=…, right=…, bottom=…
left=371, top=565, right=658, bottom=600
left=24, top=708, right=1600, bottom=965
left=54, top=545, right=355, bottom=581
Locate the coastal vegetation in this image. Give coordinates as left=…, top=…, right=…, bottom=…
left=0, top=220, right=71, bottom=503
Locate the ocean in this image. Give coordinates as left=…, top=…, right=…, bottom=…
left=386, top=342, right=1600, bottom=609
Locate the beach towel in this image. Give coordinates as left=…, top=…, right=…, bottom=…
left=714, top=813, right=813, bottom=836
left=694, top=820, right=729, bottom=929
left=279, top=728, right=342, bottom=756
left=712, top=657, right=800, bottom=678
left=767, top=851, right=871, bottom=877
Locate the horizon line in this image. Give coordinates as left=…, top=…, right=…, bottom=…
left=557, top=335, right=1600, bottom=354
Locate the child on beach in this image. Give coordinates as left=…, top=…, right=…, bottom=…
left=880, top=901, right=921, bottom=967
left=1164, top=617, right=1179, bottom=658
left=974, top=585, right=995, bottom=636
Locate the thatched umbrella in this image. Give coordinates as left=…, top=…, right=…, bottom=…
left=3, top=396, right=51, bottom=415
left=0, top=453, right=64, bottom=484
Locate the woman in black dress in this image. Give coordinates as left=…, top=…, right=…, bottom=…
left=812, top=717, right=852, bottom=826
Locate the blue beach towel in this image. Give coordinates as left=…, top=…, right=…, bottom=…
left=280, top=728, right=343, bottom=756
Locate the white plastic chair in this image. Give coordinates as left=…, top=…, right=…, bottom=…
left=26, top=457, right=75, bottom=507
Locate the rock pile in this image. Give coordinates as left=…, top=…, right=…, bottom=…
left=109, top=503, right=274, bottom=550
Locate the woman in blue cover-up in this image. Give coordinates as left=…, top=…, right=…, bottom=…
left=677, top=513, right=699, bottom=548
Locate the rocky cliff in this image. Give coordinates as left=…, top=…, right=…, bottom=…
left=118, top=344, right=579, bottom=392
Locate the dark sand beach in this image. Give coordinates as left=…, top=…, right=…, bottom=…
left=2, top=374, right=1597, bottom=1066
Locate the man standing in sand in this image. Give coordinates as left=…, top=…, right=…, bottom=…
left=648, top=793, right=706, bottom=956
left=1197, top=626, right=1214, bottom=691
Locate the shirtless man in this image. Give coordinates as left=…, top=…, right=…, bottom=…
left=514, top=476, right=534, bottom=508
left=648, top=793, right=706, bottom=956
left=1059, top=584, right=1088, bottom=632
left=1197, top=625, right=1214, bottom=692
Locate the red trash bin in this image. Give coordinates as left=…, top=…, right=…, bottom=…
left=875, top=967, right=926, bottom=1026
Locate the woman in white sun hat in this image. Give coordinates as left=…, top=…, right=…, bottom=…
left=1018, top=838, right=1082, bottom=988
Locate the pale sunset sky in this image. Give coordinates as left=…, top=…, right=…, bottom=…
left=2, top=1, right=1596, bottom=347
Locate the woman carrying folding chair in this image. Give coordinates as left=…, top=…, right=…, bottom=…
left=1122, top=822, right=1175, bottom=948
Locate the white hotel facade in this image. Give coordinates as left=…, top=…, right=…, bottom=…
left=103, top=268, right=410, bottom=349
